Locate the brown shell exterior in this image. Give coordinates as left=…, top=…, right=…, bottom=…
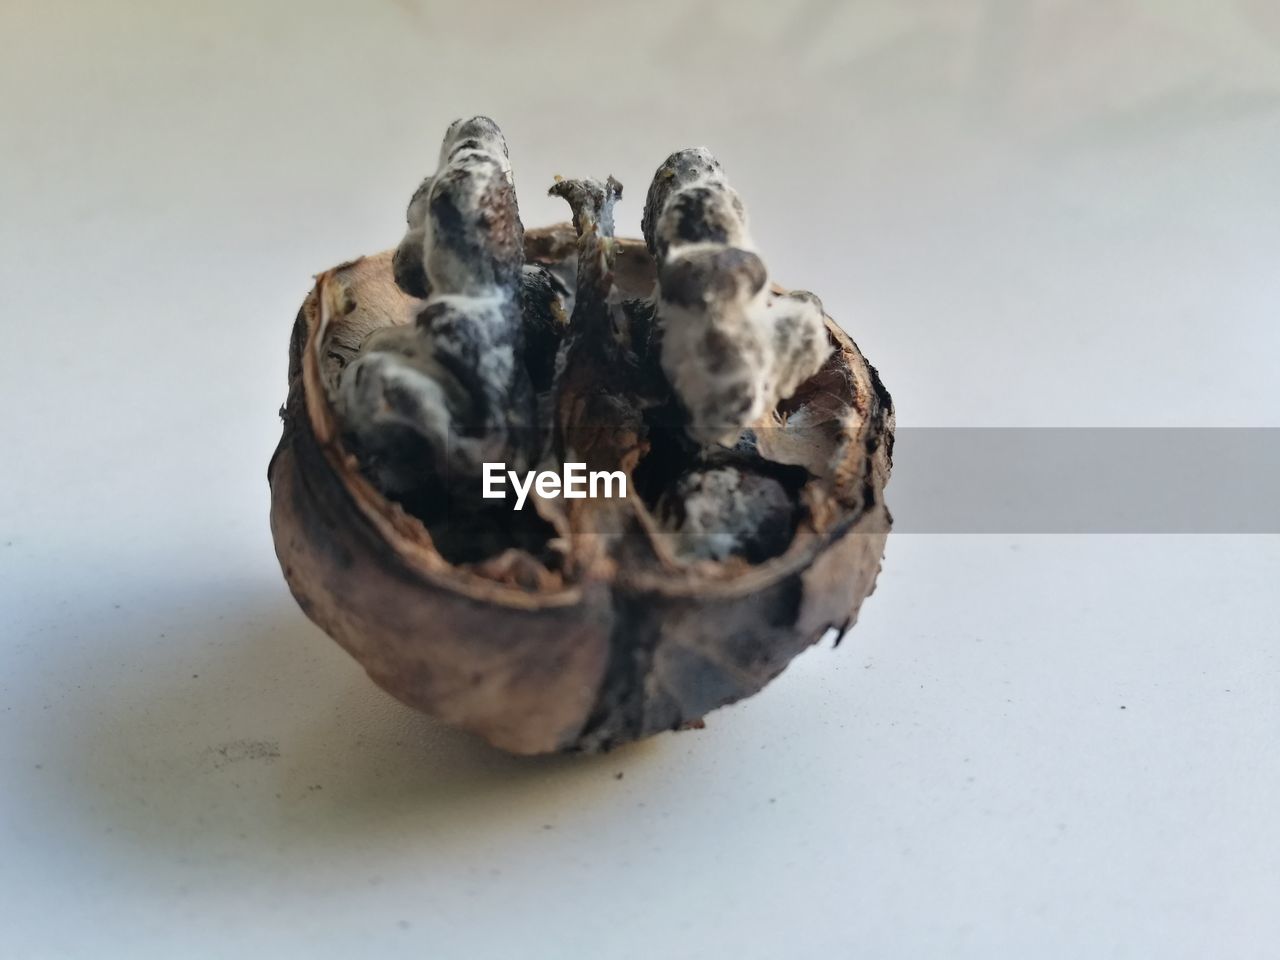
left=269, top=227, right=893, bottom=754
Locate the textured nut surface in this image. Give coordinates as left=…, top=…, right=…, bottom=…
left=269, top=223, right=893, bottom=754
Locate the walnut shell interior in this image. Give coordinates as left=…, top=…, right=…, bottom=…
left=269, top=224, right=893, bottom=754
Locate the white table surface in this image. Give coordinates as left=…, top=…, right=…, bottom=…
left=2, top=2, right=1278, bottom=957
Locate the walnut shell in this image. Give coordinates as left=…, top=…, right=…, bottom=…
left=268, top=225, right=893, bottom=754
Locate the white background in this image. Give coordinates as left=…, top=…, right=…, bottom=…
left=2, top=1, right=1278, bottom=957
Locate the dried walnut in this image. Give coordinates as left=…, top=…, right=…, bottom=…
left=268, top=117, right=893, bottom=754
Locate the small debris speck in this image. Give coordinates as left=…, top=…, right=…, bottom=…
left=209, top=740, right=280, bottom=769
left=614, top=771, right=623, bottom=780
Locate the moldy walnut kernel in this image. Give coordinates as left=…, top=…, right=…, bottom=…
left=268, top=116, right=894, bottom=754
